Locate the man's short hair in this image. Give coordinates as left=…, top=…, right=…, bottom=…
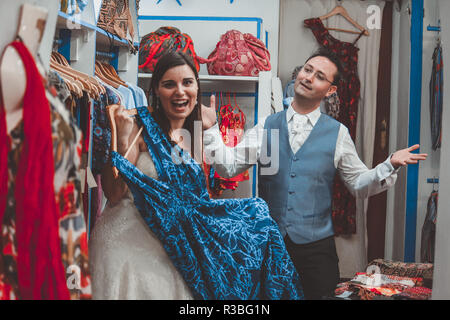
left=304, top=47, right=343, bottom=85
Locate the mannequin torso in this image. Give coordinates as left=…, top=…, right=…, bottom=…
left=0, top=4, right=48, bottom=134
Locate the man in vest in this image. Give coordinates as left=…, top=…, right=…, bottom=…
left=201, top=48, right=428, bottom=299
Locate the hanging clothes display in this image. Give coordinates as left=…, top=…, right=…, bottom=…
left=0, top=40, right=90, bottom=300
left=89, top=59, right=148, bottom=229
left=50, top=51, right=98, bottom=224
left=304, top=17, right=363, bottom=235
left=50, top=50, right=148, bottom=231
left=420, top=189, right=438, bottom=263
left=110, top=106, right=303, bottom=300
left=429, top=42, right=443, bottom=151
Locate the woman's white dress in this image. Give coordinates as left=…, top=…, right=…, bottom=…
left=89, top=152, right=193, bottom=299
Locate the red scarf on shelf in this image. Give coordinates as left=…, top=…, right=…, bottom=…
left=0, top=40, right=69, bottom=300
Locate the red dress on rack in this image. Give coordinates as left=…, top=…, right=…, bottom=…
left=304, top=17, right=363, bottom=235
left=0, top=40, right=90, bottom=299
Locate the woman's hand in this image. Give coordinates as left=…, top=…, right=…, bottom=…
left=201, top=94, right=217, bottom=130
left=115, top=105, right=135, bottom=154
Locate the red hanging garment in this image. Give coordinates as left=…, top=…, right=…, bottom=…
left=0, top=40, right=70, bottom=299
left=211, top=94, right=249, bottom=196
left=304, top=17, right=362, bottom=235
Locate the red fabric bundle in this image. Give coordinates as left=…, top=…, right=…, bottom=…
left=207, top=30, right=271, bottom=76
left=0, top=41, right=69, bottom=299
left=139, top=26, right=210, bottom=73
left=212, top=96, right=249, bottom=194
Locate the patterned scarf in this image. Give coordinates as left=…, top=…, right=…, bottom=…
left=111, top=107, right=303, bottom=299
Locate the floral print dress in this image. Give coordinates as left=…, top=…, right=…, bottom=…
left=0, top=89, right=91, bottom=300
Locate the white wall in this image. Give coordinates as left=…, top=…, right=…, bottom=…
left=385, top=0, right=411, bottom=262
left=386, top=0, right=443, bottom=264
left=137, top=0, right=280, bottom=199
left=138, top=0, right=280, bottom=75
left=0, top=0, right=59, bottom=70
left=432, top=0, right=450, bottom=301
left=415, top=0, right=441, bottom=262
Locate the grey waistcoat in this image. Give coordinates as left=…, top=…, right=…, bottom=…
left=258, top=110, right=340, bottom=244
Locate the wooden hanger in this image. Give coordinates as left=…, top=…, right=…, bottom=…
left=319, top=2, right=369, bottom=36
left=54, top=51, right=106, bottom=95
left=52, top=51, right=104, bottom=95
left=57, top=70, right=84, bottom=98
left=101, top=63, right=125, bottom=87
left=50, top=52, right=105, bottom=99
left=106, top=104, right=140, bottom=178
left=50, top=59, right=88, bottom=96
left=52, top=51, right=68, bottom=66
left=95, top=61, right=121, bottom=89
left=98, top=62, right=127, bottom=87
left=95, top=66, right=119, bottom=89
left=103, top=63, right=128, bottom=87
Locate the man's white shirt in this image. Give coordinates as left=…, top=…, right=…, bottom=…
left=203, top=104, right=399, bottom=199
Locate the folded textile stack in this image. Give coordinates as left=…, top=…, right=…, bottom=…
left=335, top=259, right=433, bottom=300
left=367, top=259, right=433, bottom=279
left=368, top=259, right=434, bottom=288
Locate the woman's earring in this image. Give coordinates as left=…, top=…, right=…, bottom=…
left=156, top=97, right=162, bottom=109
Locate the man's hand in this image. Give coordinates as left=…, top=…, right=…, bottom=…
left=390, top=144, right=428, bottom=169
left=201, top=94, right=217, bottom=130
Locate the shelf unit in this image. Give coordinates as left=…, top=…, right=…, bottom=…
left=55, top=3, right=140, bottom=83
left=138, top=73, right=259, bottom=82
left=136, top=12, right=273, bottom=198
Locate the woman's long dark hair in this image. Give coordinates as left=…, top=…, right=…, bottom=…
left=149, top=51, right=203, bottom=162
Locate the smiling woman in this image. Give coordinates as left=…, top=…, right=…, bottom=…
left=151, top=53, right=203, bottom=161
left=88, top=51, right=304, bottom=300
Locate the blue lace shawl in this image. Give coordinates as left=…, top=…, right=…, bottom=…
left=111, top=107, right=303, bottom=300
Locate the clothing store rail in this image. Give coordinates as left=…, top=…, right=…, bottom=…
left=427, top=25, right=441, bottom=32
left=427, top=19, right=441, bottom=32
left=201, top=92, right=257, bottom=98
left=95, top=51, right=117, bottom=60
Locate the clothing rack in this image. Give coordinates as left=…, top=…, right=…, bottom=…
left=427, top=25, right=441, bottom=32
left=427, top=19, right=441, bottom=32
left=95, top=50, right=119, bottom=70
left=201, top=91, right=257, bottom=98
left=95, top=51, right=117, bottom=60
left=53, top=39, right=63, bottom=46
